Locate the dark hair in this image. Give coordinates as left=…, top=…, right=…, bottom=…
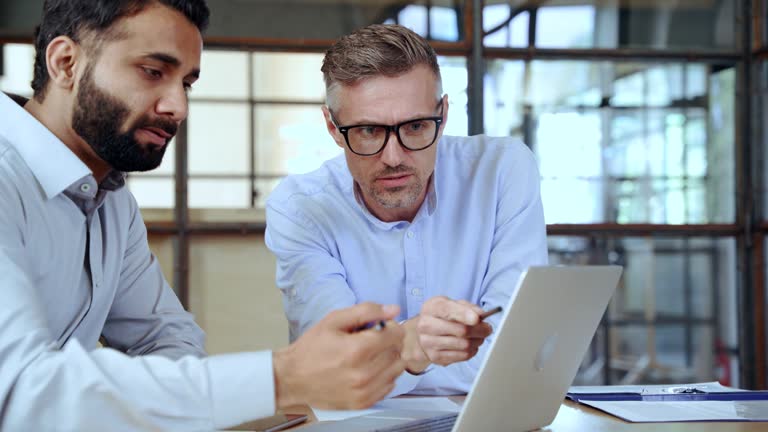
left=31, top=0, right=210, bottom=101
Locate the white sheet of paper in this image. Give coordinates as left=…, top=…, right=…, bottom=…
left=312, top=397, right=462, bottom=422
left=583, top=400, right=768, bottom=422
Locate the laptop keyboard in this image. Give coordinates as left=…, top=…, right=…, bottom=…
left=373, top=413, right=458, bottom=432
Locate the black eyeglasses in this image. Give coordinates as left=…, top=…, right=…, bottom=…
left=331, top=103, right=444, bottom=156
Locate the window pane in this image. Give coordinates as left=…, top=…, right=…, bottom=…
left=254, top=178, right=283, bottom=209
left=439, top=56, right=468, bottom=137
left=535, top=5, right=595, bottom=49
left=189, top=179, right=250, bottom=208
left=429, top=5, right=460, bottom=41
left=759, top=62, right=768, bottom=217
left=192, top=51, right=249, bottom=100
left=541, top=176, right=604, bottom=224
left=483, top=6, right=528, bottom=48
left=202, top=1, right=464, bottom=41
left=188, top=102, right=250, bottom=175
left=0, top=43, right=34, bottom=96
left=484, top=1, right=739, bottom=51
left=549, top=236, right=738, bottom=386
left=397, top=2, right=461, bottom=41
left=127, top=178, right=175, bottom=208
left=398, top=5, right=428, bottom=38
left=252, top=53, right=324, bottom=102
left=485, top=60, right=735, bottom=224
left=254, top=104, right=340, bottom=176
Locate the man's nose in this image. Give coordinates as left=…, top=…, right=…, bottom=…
left=155, top=85, right=188, bottom=123
left=379, top=131, right=405, bottom=167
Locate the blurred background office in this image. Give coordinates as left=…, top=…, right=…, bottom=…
left=1, top=0, right=765, bottom=389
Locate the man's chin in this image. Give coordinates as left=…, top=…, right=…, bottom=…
left=372, top=190, right=419, bottom=209
left=110, top=154, right=165, bottom=172
left=135, top=138, right=170, bottom=150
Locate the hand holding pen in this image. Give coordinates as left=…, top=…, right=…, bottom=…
left=401, top=297, right=502, bottom=373
left=272, top=303, right=405, bottom=410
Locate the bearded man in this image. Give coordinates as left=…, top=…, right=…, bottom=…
left=0, top=1, right=405, bottom=429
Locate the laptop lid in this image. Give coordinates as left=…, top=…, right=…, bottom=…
left=453, top=265, right=622, bottom=431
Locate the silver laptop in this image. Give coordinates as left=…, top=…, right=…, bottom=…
left=299, top=266, right=622, bottom=432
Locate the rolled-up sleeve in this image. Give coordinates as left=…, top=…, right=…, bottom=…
left=267, top=200, right=428, bottom=396
left=265, top=201, right=358, bottom=341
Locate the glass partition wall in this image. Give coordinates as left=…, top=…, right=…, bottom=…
left=1, top=0, right=764, bottom=389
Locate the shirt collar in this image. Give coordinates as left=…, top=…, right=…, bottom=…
left=0, top=92, right=124, bottom=199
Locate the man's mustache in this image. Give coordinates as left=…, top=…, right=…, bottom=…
left=375, top=165, right=415, bottom=178
left=134, top=117, right=178, bottom=140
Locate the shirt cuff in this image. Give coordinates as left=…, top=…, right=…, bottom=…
left=207, top=351, right=276, bottom=428
left=386, top=370, right=423, bottom=398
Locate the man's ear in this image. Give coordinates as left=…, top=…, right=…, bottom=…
left=438, top=94, right=449, bottom=135
left=322, top=105, right=346, bottom=149
left=45, top=36, right=82, bottom=93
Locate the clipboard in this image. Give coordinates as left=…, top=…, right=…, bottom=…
left=565, top=382, right=768, bottom=422
left=566, top=381, right=758, bottom=402
left=567, top=390, right=768, bottom=402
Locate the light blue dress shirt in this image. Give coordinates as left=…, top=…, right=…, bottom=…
left=0, top=92, right=275, bottom=430
left=266, top=135, right=549, bottom=396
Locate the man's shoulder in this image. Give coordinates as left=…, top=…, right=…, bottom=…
left=0, top=135, right=33, bottom=189
left=0, top=137, right=40, bottom=228
left=267, top=154, right=348, bottom=209
left=439, top=135, right=536, bottom=167
left=0, top=134, right=16, bottom=163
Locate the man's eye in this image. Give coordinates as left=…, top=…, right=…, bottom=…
left=183, top=82, right=194, bottom=93
left=356, top=126, right=381, bottom=137
left=404, top=121, right=428, bottom=133
left=142, top=67, right=162, bottom=79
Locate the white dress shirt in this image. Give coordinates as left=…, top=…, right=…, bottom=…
left=0, top=92, right=275, bottom=431
left=266, top=134, right=549, bottom=396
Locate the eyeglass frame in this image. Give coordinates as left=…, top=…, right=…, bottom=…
left=329, top=101, right=445, bottom=156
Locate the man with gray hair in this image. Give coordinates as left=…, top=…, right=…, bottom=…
left=266, top=24, right=548, bottom=396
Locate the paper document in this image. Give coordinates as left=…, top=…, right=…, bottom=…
left=312, top=397, right=462, bottom=422
left=569, top=381, right=744, bottom=397
left=567, top=381, right=768, bottom=422
left=583, top=400, right=768, bottom=422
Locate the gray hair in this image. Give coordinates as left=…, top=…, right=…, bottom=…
left=321, top=24, right=443, bottom=112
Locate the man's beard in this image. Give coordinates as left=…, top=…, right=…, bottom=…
left=71, top=65, right=177, bottom=173
left=367, top=165, right=424, bottom=209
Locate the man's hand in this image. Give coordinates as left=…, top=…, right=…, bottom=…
left=272, top=303, right=405, bottom=410
left=402, top=297, right=493, bottom=372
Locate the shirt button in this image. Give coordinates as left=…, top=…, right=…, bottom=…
left=80, top=183, right=91, bottom=193
left=411, top=288, right=422, bottom=296
left=407, top=231, right=414, bottom=238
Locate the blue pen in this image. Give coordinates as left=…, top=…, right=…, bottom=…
left=355, top=320, right=386, bottom=332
